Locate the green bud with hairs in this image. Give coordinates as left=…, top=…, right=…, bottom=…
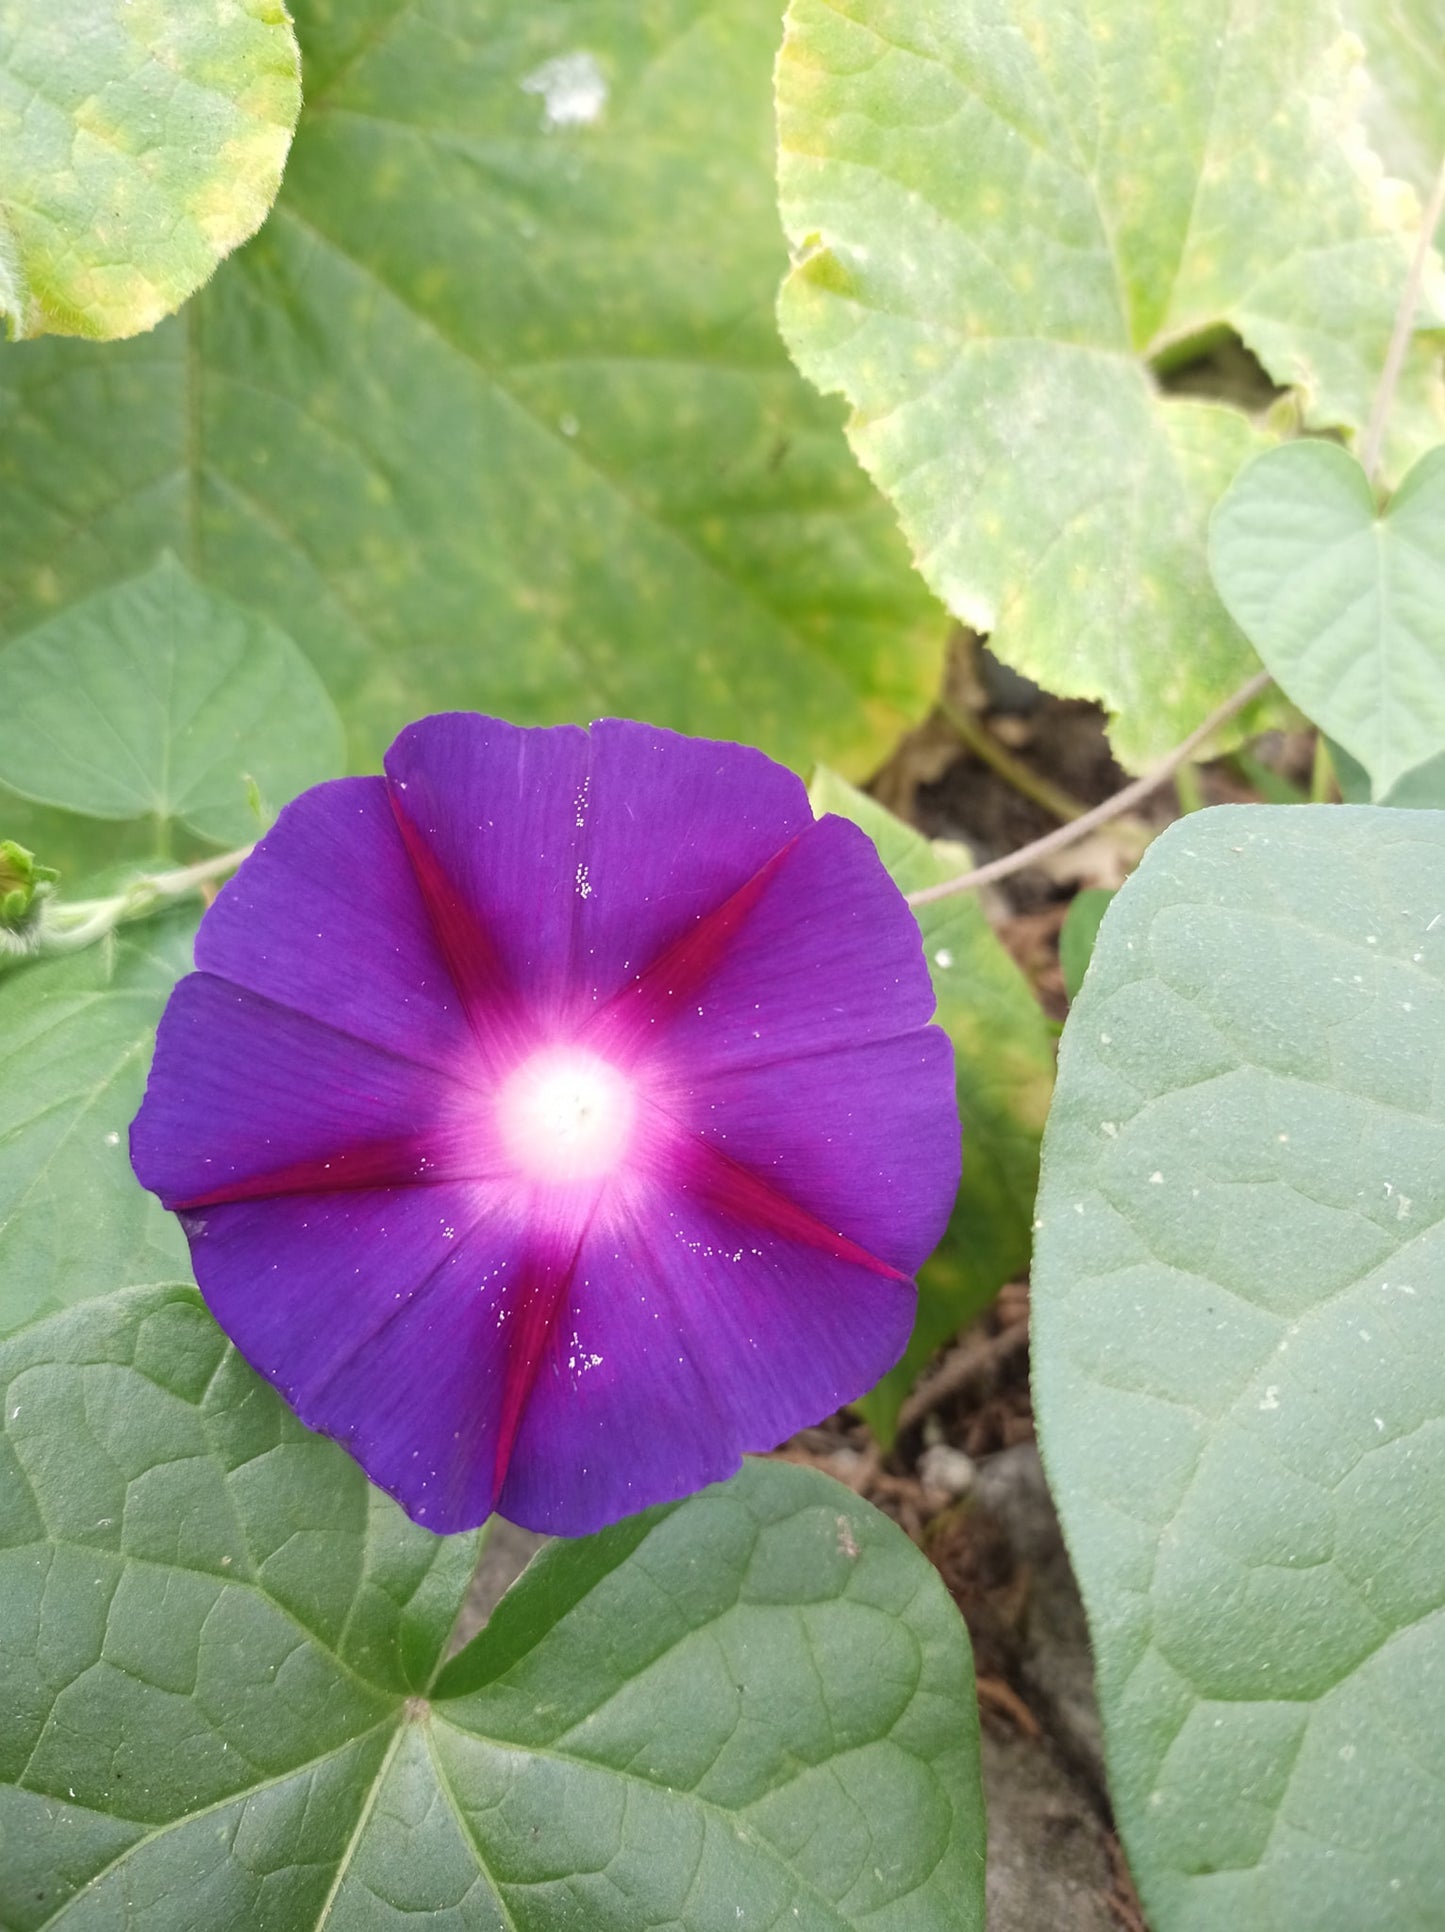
left=0, top=840, right=58, bottom=956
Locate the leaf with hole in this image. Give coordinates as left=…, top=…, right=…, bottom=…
left=0, top=1, right=944, bottom=777
left=1033, top=804, right=1445, bottom=1929
left=0, top=0, right=300, bottom=340
left=0, top=554, right=345, bottom=845
left=1210, top=442, right=1445, bottom=800
left=0, top=1287, right=986, bottom=1930
left=810, top=769, right=1053, bottom=1438
left=776, top=0, right=1445, bottom=769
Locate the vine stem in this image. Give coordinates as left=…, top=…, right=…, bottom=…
left=907, top=670, right=1273, bottom=907
left=39, top=843, right=254, bottom=953
left=1358, top=150, right=1445, bottom=484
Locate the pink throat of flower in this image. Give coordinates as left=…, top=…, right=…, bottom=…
left=495, top=1045, right=636, bottom=1185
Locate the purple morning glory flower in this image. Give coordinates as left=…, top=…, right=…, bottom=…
left=132, top=715, right=959, bottom=1535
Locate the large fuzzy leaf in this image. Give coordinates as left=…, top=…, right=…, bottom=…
left=1033, top=805, right=1445, bottom=1929
left=776, top=0, right=1445, bottom=768
left=0, top=0, right=300, bottom=340
left=1349, top=0, right=1445, bottom=195
left=0, top=1, right=944, bottom=776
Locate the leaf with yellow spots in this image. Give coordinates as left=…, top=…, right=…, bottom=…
left=0, top=2, right=945, bottom=778
left=1347, top=0, right=1445, bottom=197
left=0, top=0, right=301, bottom=341
left=776, top=0, right=1445, bottom=768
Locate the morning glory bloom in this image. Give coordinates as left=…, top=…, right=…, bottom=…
left=132, top=715, right=960, bottom=1535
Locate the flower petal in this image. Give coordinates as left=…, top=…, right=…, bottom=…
left=194, top=777, right=475, bottom=1079
left=383, top=714, right=811, bottom=1024
left=179, top=1183, right=521, bottom=1531
left=578, top=717, right=812, bottom=994
left=496, top=1181, right=917, bottom=1535
left=589, top=812, right=937, bottom=1075
left=187, top=1179, right=609, bottom=1533
left=173, top=1150, right=917, bottom=1536
left=653, top=1026, right=960, bottom=1277
left=131, top=975, right=498, bottom=1209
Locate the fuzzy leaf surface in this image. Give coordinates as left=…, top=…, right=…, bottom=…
left=1349, top=0, right=1445, bottom=194
left=1, top=1289, right=985, bottom=1930
left=0, top=1, right=943, bottom=776
left=776, top=0, right=1445, bottom=768
left=1033, top=805, right=1445, bottom=1929
left=0, top=0, right=300, bottom=340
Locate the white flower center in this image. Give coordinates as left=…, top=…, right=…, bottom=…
left=497, top=1047, right=635, bottom=1184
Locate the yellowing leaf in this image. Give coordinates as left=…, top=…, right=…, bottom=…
left=777, top=0, right=1445, bottom=768
left=0, top=0, right=301, bottom=340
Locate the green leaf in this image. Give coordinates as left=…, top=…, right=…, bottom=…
left=0, top=554, right=345, bottom=845
left=1331, top=735, right=1445, bottom=808
left=0, top=908, right=196, bottom=1335
left=0, top=791, right=174, bottom=901
left=0, top=3, right=945, bottom=778
left=776, top=0, right=1445, bottom=769
left=0, top=1287, right=482, bottom=1930
left=1231, top=748, right=1309, bottom=807
left=1210, top=442, right=1445, bottom=799
left=1348, top=0, right=1445, bottom=195
left=1033, top=804, right=1445, bottom=1929
left=1, top=1288, right=986, bottom=1930
left=0, top=0, right=301, bottom=341
left=1058, top=888, right=1115, bottom=1002
left=810, top=769, right=1053, bottom=1437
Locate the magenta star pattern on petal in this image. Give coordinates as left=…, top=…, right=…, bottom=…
left=131, top=715, right=960, bottom=1535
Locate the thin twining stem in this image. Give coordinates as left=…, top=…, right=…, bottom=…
left=1359, top=149, right=1445, bottom=485
left=39, top=843, right=255, bottom=952
left=907, top=669, right=1274, bottom=907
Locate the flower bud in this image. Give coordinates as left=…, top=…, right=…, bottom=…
left=0, top=840, right=59, bottom=956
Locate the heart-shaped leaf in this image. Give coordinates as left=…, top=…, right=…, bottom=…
left=1033, top=804, right=1445, bottom=1930
left=1210, top=442, right=1445, bottom=798
left=0, top=554, right=345, bottom=844
left=809, top=768, right=1053, bottom=1437
left=1, top=1287, right=986, bottom=1930
left=775, top=0, right=1445, bottom=768
left=0, top=2, right=944, bottom=777
left=0, top=0, right=300, bottom=340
